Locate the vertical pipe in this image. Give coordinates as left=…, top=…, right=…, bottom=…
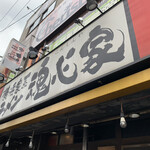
left=82, top=127, right=88, bottom=150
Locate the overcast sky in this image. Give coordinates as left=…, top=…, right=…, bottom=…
left=0, top=0, right=46, bottom=57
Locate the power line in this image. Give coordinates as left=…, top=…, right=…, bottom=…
left=4, top=0, right=32, bottom=30
left=0, top=3, right=44, bottom=33
left=0, top=0, right=19, bottom=23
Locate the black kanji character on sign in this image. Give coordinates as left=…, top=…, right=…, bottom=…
left=22, top=72, right=31, bottom=89
left=15, top=78, right=22, bottom=94
left=26, top=72, right=38, bottom=100
left=56, top=48, right=78, bottom=84
left=1, top=86, right=10, bottom=100
left=10, top=95, right=23, bottom=111
left=79, top=25, right=125, bottom=75
left=9, top=82, right=16, bottom=96
left=0, top=94, right=23, bottom=116
left=26, top=57, right=51, bottom=101
left=34, top=57, right=51, bottom=100
left=0, top=102, right=6, bottom=116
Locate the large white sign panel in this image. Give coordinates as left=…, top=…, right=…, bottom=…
left=1, top=39, right=26, bottom=72
left=0, top=2, right=134, bottom=120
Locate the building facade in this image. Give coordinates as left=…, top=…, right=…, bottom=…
left=0, top=0, right=150, bottom=150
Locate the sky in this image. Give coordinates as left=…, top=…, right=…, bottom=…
left=0, top=0, right=46, bottom=57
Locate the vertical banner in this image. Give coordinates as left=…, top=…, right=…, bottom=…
left=1, top=38, right=26, bottom=72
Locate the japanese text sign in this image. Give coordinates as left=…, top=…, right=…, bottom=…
left=0, top=2, right=137, bottom=120
left=1, top=39, right=26, bottom=72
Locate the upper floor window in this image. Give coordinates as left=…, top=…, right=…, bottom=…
left=28, top=17, right=41, bottom=34
left=42, top=1, right=56, bottom=20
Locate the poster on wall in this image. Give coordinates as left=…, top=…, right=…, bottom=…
left=1, top=38, right=26, bottom=72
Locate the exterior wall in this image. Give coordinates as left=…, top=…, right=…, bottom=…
left=19, top=0, right=58, bottom=42
left=19, top=0, right=84, bottom=70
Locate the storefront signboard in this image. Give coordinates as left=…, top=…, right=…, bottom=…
left=1, top=39, right=26, bottom=72
left=0, top=1, right=141, bottom=120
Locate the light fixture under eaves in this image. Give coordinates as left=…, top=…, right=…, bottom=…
left=64, top=118, right=70, bottom=133
left=51, top=131, right=57, bottom=135
left=82, top=124, right=89, bottom=128
left=0, top=73, right=4, bottom=82
left=5, top=140, right=10, bottom=147
left=129, top=113, right=140, bottom=119
left=28, top=46, right=49, bottom=59
left=28, top=47, right=38, bottom=59
left=120, top=102, right=127, bottom=128
left=86, top=0, right=102, bottom=13
left=75, top=17, right=84, bottom=27
left=5, top=133, right=12, bottom=147
left=42, top=45, right=49, bottom=52
left=15, top=66, right=24, bottom=71
left=29, top=131, right=34, bottom=149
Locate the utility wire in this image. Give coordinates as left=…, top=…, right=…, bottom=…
left=0, top=2, right=44, bottom=32
left=4, top=0, right=32, bottom=30
left=0, top=0, right=19, bottom=23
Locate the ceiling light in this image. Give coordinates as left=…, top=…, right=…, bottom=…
left=82, top=124, right=89, bottom=128
left=5, top=133, right=12, bottom=147
left=29, top=139, right=33, bottom=149
left=120, top=112, right=127, bottom=128
left=29, top=131, right=34, bottom=149
left=5, top=139, right=10, bottom=147
left=129, top=113, right=140, bottom=119
left=120, top=102, right=127, bottom=128
left=51, top=132, right=57, bottom=135
left=64, top=118, right=70, bottom=133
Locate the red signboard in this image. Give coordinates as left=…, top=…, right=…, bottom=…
left=128, top=0, right=150, bottom=58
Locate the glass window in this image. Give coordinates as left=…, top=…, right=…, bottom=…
left=28, top=17, right=41, bottom=33
left=42, top=1, right=56, bottom=20
left=28, top=23, right=34, bottom=33
left=34, top=17, right=41, bottom=28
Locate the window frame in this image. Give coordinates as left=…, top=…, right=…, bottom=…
left=41, top=1, right=56, bottom=21
left=28, top=16, right=41, bottom=34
